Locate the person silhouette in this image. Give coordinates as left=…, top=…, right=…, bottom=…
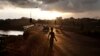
left=29, top=18, right=32, bottom=24
left=48, top=27, right=57, bottom=50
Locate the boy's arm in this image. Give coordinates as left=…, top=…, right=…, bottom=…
left=55, top=37, right=57, bottom=41
left=54, top=33, right=57, bottom=41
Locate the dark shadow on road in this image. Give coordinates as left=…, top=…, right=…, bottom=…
left=47, top=46, right=54, bottom=56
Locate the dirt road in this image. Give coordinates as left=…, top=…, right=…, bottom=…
left=4, top=27, right=100, bottom=56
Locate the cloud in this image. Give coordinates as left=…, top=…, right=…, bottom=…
left=39, top=0, right=59, bottom=3
left=0, top=0, right=43, bottom=8
left=0, top=0, right=100, bottom=13
left=0, top=0, right=13, bottom=8
left=41, top=0, right=100, bottom=12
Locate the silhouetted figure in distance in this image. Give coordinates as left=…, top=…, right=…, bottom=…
left=48, top=27, right=57, bottom=50
left=23, top=30, right=30, bottom=40
left=29, top=18, right=32, bottom=24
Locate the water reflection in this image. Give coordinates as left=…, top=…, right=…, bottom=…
left=0, top=30, right=23, bottom=36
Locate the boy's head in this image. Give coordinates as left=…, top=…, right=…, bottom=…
left=51, top=27, right=53, bottom=31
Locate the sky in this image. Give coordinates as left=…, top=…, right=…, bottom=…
left=0, top=0, right=100, bottom=19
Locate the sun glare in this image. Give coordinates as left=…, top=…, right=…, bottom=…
left=1, top=7, right=73, bottom=19
left=31, top=8, right=73, bottom=19
left=32, top=9, right=64, bottom=19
